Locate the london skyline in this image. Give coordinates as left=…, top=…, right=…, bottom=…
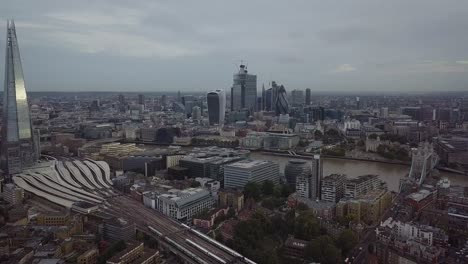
left=2, top=1, right=468, bottom=92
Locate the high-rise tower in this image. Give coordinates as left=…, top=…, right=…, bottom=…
left=207, top=89, right=226, bottom=126
left=2, top=20, right=37, bottom=175
left=305, top=88, right=311, bottom=105
left=231, top=64, right=257, bottom=112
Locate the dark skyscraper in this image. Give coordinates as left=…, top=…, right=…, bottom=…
left=138, top=94, right=145, bottom=106
left=311, top=155, right=323, bottom=200
left=207, top=89, right=226, bottom=126
left=261, top=84, right=266, bottom=111
left=2, top=20, right=37, bottom=175
left=275, top=85, right=289, bottom=115
left=265, top=88, right=272, bottom=111
left=305, top=88, right=311, bottom=105
left=161, top=94, right=167, bottom=108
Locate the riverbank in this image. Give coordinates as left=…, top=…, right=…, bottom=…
left=255, top=149, right=412, bottom=166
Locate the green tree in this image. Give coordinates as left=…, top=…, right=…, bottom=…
left=296, top=202, right=308, bottom=211
left=337, top=229, right=358, bottom=257
left=368, top=133, right=378, bottom=140
left=227, top=208, right=236, bottom=218
left=215, top=232, right=224, bottom=242
left=325, top=128, right=339, bottom=137
left=190, top=181, right=201, bottom=188
left=262, top=180, right=275, bottom=196
left=314, top=130, right=323, bottom=139
left=305, top=235, right=342, bottom=264
left=294, top=210, right=320, bottom=240
left=244, top=182, right=261, bottom=201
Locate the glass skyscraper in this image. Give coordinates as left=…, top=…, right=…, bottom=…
left=230, top=64, right=257, bottom=112
left=207, top=89, right=226, bottom=126
left=2, top=20, right=37, bottom=175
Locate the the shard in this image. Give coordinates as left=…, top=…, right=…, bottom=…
left=2, top=20, right=37, bottom=175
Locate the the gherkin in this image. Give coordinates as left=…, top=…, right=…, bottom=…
left=2, top=20, right=37, bottom=176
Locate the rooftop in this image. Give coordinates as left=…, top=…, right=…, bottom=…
left=226, top=160, right=273, bottom=169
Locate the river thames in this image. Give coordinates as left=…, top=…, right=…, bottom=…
left=249, top=152, right=468, bottom=192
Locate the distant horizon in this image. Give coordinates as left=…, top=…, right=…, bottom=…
left=21, top=90, right=468, bottom=97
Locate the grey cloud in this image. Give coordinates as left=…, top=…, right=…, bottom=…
left=1, top=0, right=468, bottom=92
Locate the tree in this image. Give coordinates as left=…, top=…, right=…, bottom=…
left=296, top=202, right=308, bottom=211
left=227, top=208, right=236, bottom=219
left=294, top=210, right=320, bottom=240
left=215, top=232, right=224, bottom=242
left=243, top=182, right=261, bottom=201
left=337, top=229, right=358, bottom=257
left=325, top=128, right=339, bottom=137
left=368, top=133, right=378, bottom=140
left=305, top=235, right=342, bottom=264
left=262, top=180, right=275, bottom=196
left=190, top=180, right=201, bottom=188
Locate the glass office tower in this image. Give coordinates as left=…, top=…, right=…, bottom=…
left=2, top=20, right=37, bottom=175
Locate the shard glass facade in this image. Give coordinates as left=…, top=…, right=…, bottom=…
left=2, top=20, right=36, bottom=175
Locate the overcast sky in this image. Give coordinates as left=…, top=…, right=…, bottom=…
left=2, top=0, right=468, bottom=93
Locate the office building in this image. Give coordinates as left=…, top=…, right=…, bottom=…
left=296, top=174, right=312, bottom=199
left=1, top=20, right=38, bottom=175
left=311, top=155, right=323, bottom=200
left=305, top=88, right=311, bottom=105
left=3, top=183, right=24, bottom=205
left=275, top=85, right=289, bottom=115
left=224, top=160, right=279, bottom=188
left=192, top=106, right=201, bottom=121
left=321, top=174, right=346, bottom=203
left=137, top=94, right=145, bottom=106
left=147, top=188, right=214, bottom=222
left=291, top=89, right=304, bottom=106
left=77, top=248, right=98, bottom=264
left=344, top=174, right=382, bottom=199
left=284, top=160, right=311, bottom=189
left=261, top=84, right=266, bottom=110
left=231, top=64, right=257, bottom=111
left=265, top=88, right=273, bottom=111
left=292, top=156, right=322, bottom=201
left=380, top=107, right=389, bottom=118
left=218, top=189, right=244, bottom=211
left=102, top=218, right=136, bottom=242
left=107, top=241, right=160, bottom=264
left=207, top=89, right=226, bottom=125
left=401, top=106, right=423, bottom=121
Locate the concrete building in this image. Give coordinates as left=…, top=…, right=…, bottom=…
left=311, top=155, right=323, bottom=200
left=102, top=218, right=136, bottom=242
left=224, top=160, right=279, bottom=189
left=77, top=248, right=98, bottom=264
left=291, top=89, right=304, bottom=106
left=107, top=241, right=160, bottom=264
left=3, top=183, right=24, bottom=205
left=218, top=189, right=244, bottom=211
left=344, top=174, right=381, bottom=199
left=147, top=188, right=215, bottom=223
left=321, top=174, right=346, bottom=203
left=231, top=64, right=257, bottom=112
left=262, top=133, right=300, bottom=150
left=284, top=160, right=311, bottom=189
left=305, top=88, right=311, bottom=106
left=192, top=106, right=201, bottom=121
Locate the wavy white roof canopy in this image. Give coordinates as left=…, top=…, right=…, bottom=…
left=13, top=159, right=114, bottom=209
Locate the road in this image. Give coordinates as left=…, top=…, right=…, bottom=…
left=103, top=195, right=244, bottom=264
